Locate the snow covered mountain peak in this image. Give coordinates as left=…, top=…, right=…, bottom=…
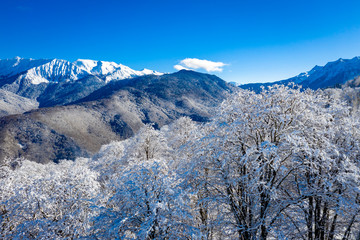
left=23, top=59, right=90, bottom=84
left=240, top=56, right=360, bottom=91
left=74, top=59, right=163, bottom=83
left=141, top=68, right=163, bottom=75
left=283, top=56, right=360, bottom=86
left=74, top=59, right=120, bottom=75
left=0, top=57, right=162, bottom=85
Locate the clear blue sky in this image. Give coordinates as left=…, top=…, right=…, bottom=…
left=1, top=0, right=360, bottom=84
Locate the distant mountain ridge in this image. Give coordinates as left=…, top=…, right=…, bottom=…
left=240, top=56, right=360, bottom=92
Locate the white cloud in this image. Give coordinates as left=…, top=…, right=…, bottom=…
left=173, top=64, right=190, bottom=71
left=174, top=58, right=227, bottom=72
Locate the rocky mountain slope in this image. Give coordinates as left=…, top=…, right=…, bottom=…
left=0, top=70, right=234, bottom=163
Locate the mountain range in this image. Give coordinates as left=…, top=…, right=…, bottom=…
left=0, top=57, right=162, bottom=85
left=0, top=56, right=360, bottom=163
left=0, top=69, right=234, bottom=163
left=0, top=57, right=162, bottom=115
left=240, top=56, right=360, bottom=92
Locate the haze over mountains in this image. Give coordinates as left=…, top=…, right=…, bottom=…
left=0, top=56, right=360, bottom=163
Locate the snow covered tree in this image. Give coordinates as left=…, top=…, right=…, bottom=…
left=0, top=158, right=100, bottom=239
left=129, top=124, right=169, bottom=161
left=184, top=85, right=360, bottom=239
left=284, top=90, right=360, bottom=240
left=1, top=85, right=359, bottom=239
left=161, top=116, right=200, bottom=150
left=92, top=123, right=195, bottom=239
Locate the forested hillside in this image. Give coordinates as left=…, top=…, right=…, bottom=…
left=1, top=85, right=359, bottom=239
left=0, top=70, right=233, bottom=163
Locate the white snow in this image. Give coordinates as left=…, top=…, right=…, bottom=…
left=0, top=57, right=162, bottom=85
left=74, top=59, right=119, bottom=75
left=74, top=59, right=163, bottom=83
left=22, top=59, right=90, bottom=85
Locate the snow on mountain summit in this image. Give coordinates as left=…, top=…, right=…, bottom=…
left=74, top=59, right=120, bottom=75
left=0, top=57, right=162, bottom=85
left=240, top=56, right=360, bottom=92
left=23, top=59, right=90, bottom=84
left=74, top=59, right=163, bottom=83
left=290, top=56, right=360, bottom=88
left=140, top=68, right=163, bottom=75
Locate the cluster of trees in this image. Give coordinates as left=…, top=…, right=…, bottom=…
left=1, top=85, right=359, bottom=239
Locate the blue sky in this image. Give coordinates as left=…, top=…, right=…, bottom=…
left=1, top=0, right=360, bottom=84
